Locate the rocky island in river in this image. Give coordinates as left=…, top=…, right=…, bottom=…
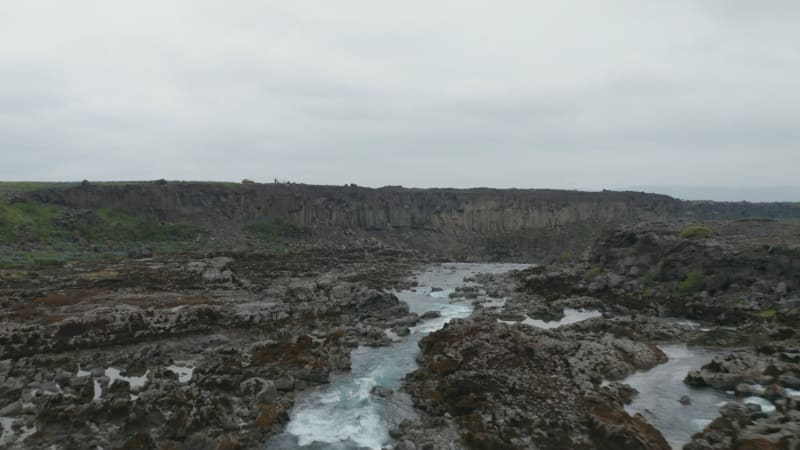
left=1, top=181, right=799, bottom=449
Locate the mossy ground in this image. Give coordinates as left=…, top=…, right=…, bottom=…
left=679, top=224, right=712, bottom=239
left=245, top=217, right=310, bottom=241
left=0, top=189, right=199, bottom=268
left=752, top=309, right=777, bottom=319
left=677, top=270, right=705, bottom=293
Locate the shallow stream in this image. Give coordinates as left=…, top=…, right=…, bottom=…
left=623, top=344, right=728, bottom=449
left=269, top=263, right=527, bottom=449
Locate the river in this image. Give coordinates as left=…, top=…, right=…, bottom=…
left=269, top=263, right=727, bottom=450
left=268, top=263, right=528, bottom=449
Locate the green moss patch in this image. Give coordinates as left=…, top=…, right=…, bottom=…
left=0, top=201, right=68, bottom=243
left=245, top=217, right=310, bottom=241
left=677, top=270, right=705, bottom=293
left=752, top=309, right=777, bottom=319
left=72, top=208, right=196, bottom=243
left=0, top=199, right=198, bottom=268
left=679, top=224, right=712, bottom=239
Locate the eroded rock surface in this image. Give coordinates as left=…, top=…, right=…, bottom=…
left=400, top=316, right=675, bottom=449
left=0, top=248, right=421, bottom=449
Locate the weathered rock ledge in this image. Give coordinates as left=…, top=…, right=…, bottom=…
left=398, top=316, right=677, bottom=449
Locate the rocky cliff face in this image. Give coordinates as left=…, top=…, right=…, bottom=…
left=24, top=182, right=800, bottom=260
left=28, top=183, right=681, bottom=228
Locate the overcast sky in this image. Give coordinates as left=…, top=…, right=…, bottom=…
left=1, top=1, right=799, bottom=196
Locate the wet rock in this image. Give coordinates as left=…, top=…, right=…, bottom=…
left=55, top=368, right=72, bottom=386
left=684, top=352, right=766, bottom=389
left=603, top=382, right=638, bottom=404
left=202, top=268, right=230, bottom=283
left=405, top=316, right=670, bottom=449
left=420, top=310, right=441, bottom=320
left=762, top=384, right=784, bottom=401
left=735, top=383, right=763, bottom=396
left=777, top=298, right=800, bottom=314
left=0, top=400, right=22, bottom=416
left=108, top=378, right=131, bottom=396
left=120, top=432, right=157, bottom=450
left=208, top=256, right=233, bottom=270
left=370, top=385, right=394, bottom=398
left=275, top=375, right=295, bottom=391
left=391, top=326, right=411, bottom=337
left=240, top=378, right=278, bottom=404
left=607, top=273, right=624, bottom=288
left=0, top=359, right=11, bottom=382
left=294, top=366, right=330, bottom=384
left=689, top=401, right=800, bottom=449
left=396, top=440, right=417, bottom=450
left=679, top=395, right=691, bottom=405
left=389, top=314, right=421, bottom=328
left=186, top=261, right=206, bottom=273
left=0, top=245, right=423, bottom=449
left=779, top=375, right=800, bottom=389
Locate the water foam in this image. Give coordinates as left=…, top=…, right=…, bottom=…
left=498, top=308, right=602, bottom=329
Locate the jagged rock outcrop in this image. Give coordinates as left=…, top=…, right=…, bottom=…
left=402, top=316, right=672, bottom=449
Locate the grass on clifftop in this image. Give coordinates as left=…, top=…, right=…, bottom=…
left=0, top=181, right=80, bottom=195
left=680, top=224, right=713, bottom=239
left=0, top=198, right=198, bottom=268
left=0, top=202, right=195, bottom=245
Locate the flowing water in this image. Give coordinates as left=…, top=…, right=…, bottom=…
left=269, top=263, right=729, bottom=450
left=269, top=263, right=528, bottom=449
left=498, top=308, right=602, bottom=328
left=624, top=344, right=729, bottom=449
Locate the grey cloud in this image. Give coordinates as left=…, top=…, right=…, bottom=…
left=0, top=0, right=798, bottom=198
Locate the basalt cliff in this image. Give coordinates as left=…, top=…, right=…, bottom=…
left=22, top=182, right=800, bottom=260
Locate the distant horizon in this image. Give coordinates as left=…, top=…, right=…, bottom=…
left=623, top=185, right=800, bottom=203
left=3, top=179, right=799, bottom=203
left=2, top=2, right=800, bottom=188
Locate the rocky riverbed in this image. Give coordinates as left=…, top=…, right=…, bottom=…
left=2, top=219, right=800, bottom=449
left=269, top=263, right=527, bottom=449
left=392, top=221, right=800, bottom=449
left=0, top=247, right=427, bottom=449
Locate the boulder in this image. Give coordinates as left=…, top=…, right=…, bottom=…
left=240, top=378, right=277, bottom=403
left=420, top=311, right=442, bottom=320
left=208, top=257, right=234, bottom=270
left=274, top=375, right=295, bottom=391
left=370, top=385, right=394, bottom=398
left=0, top=359, right=11, bottom=382
left=607, top=273, right=624, bottom=288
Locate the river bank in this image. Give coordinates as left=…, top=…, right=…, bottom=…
left=2, top=218, right=799, bottom=449
left=0, top=247, right=427, bottom=449
left=391, top=222, right=800, bottom=449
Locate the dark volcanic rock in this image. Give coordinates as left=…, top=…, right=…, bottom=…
left=0, top=249, right=421, bottom=449
left=403, top=316, right=671, bottom=449
left=682, top=343, right=800, bottom=449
